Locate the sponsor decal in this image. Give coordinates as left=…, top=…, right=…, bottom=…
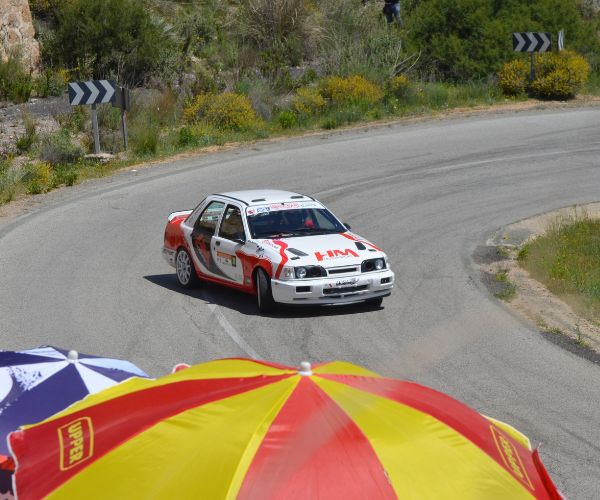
left=216, top=251, right=236, bottom=267
left=490, top=426, right=534, bottom=490
left=325, top=278, right=359, bottom=289
left=315, top=249, right=359, bottom=261
left=58, top=417, right=94, bottom=470
left=248, top=201, right=322, bottom=215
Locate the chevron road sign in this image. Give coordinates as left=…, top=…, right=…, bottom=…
left=512, top=32, right=552, bottom=52
left=68, top=80, right=116, bottom=106
left=558, top=29, right=564, bottom=51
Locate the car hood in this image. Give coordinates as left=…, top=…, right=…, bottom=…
left=254, top=232, right=385, bottom=266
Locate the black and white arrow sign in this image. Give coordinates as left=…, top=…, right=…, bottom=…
left=512, top=32, right=551, bottom=52
left=68, top=80, right=116, bottom=106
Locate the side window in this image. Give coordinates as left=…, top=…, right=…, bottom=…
left=195, top=201, right=225, bottom=235
left=219, top=205, right=245, bottom=241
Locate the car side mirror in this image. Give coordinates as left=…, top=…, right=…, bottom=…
left=344, top=223, right=352, bottom=230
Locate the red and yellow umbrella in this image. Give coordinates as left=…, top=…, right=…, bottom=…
left=9, top=359, right=561, bottom=499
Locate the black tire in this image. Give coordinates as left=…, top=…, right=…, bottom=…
left=367, top=296, right=384, bottom=308
left=256, top=268, right=276, bottom=313
left=175, top=249, right=201, bottom=288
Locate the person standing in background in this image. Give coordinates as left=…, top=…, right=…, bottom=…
left=383, top=0, right=402, bottom=26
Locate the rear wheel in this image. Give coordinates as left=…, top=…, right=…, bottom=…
left=176, top=249, right=200, bottom=288
left=256, top=268, right=276, bottom=313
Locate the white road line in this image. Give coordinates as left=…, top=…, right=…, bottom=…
left=208, top=304, right=260, bottom=358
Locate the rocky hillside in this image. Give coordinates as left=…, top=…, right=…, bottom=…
left=0, top=0, right=40, bottom=72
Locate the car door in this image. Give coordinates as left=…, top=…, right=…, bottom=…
left=187, top=200, right=229, bottom=279
left=212, top=204, right=246, bottom=284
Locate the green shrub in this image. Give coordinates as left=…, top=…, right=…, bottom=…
left=387, top=75, right=415, bottom=100
left=177, top=126, right=198, bottom=146
left=131, top=121, right=160, bottom=155
left=235, top=0, right=318, bottom=69
left=424, top=83, right=449, bottom=108
left=16, top=114, right=37, bottom=154
left=38, top=131, right=84, bottom=166
left=321, top=75, right=383, bottom=106
left=292, top=86, right=326, bottom=116
left=57, top=106, right=88, bottom=134
left=0, top=158, right=18, bottom=203
left=0, top=52, right=33, bottom=103
left=44, top=0, right=179, bottom=85
left=51, top=163, right=78, bottom=187
left=321, top=117, right=340, bottom=129
left=406, top=0, right=600, bottom=81
left=183, top=92, right=259, bottom=131
left=530, top=50, right=590, bottom=99
left=33, top=68, right=68, bottom=98
left=23, top=162, right=52, bottom=194
left=277, top=110, right=297, bottom=129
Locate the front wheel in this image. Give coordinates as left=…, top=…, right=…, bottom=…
left=176, top=249, right=200, bottom=288
left=366, top=296, right=383, bottom=308
left=256, top=268, right=276, bottom=313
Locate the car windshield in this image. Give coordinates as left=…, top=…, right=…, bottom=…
left=247, top=208, right=346, bottom=239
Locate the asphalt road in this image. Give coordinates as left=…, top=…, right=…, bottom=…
left=1, top=108, right=600, bottom=497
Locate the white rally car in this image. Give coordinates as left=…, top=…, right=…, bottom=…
left=163, top=190, right=394, bottom=313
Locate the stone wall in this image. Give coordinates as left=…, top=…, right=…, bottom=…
left=0, top=0, right=40, bottom=72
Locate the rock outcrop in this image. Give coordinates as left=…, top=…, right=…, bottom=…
left=0, top=0, right=40, bottom=72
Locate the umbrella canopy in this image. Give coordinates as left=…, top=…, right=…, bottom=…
left=9, top=359, right=560, bottom=499
left=0, top=346, right=148, bottom=458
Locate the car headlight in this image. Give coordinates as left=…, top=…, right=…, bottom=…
left=294, top=266, right=326, bottom=279
left=361, top=258, right=387, bottom=273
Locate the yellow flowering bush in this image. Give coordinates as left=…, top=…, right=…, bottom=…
left=321, top=75, right=383, bottom=106
left=530, top=50, right=590, bottom=99
left=498, top=59, right=529, bottom=96
left=292, top=87, right=326, bottom=116
left=183, top=92, right=259, bottom=131
left=387, top=74, right=414, bottom=99
left=23, top=162, right=52, bottom=194
left=499, top=51, right=590, bottom=99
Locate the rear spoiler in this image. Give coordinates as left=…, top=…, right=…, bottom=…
left=168, top=210, right=193, bottom=222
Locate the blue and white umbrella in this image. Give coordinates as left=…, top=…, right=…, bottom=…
left=0, top=346, right=148, bottom=456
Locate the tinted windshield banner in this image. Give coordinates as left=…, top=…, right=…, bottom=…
left=246, top=201, right=322, bottom=216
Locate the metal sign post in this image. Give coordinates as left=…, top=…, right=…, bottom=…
left=68, top=80, right=117, bottom=155
left=512, top=32, right=551, bottom=84
left=112, top=86, right=131, bottom=150
left=91, top=103, right=100, bottom=154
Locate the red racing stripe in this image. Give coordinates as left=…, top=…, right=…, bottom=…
left=237, top=377, right=396, bottom=500
left=318, top=375, right=557, bottom=499
left=272, top=240, right=289, bottom=279
left=11, top=374, right=292, bottom=500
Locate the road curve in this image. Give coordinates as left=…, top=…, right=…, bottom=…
left=1, top=108, right=599, bottom=497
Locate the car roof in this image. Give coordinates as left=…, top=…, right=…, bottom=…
left=215, top=190, right=316, bottom=206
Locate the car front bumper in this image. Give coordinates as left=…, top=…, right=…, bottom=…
left=162, top=247, right=176, bottom=267
left=271, top=270, right=394, bottom=305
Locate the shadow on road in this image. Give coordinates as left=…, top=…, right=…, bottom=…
left=144, top=274, right=384, bottom=318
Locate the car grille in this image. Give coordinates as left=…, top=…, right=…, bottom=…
left=327, top=266, right=359, bottom=275
left=322, top=285, right=368, bottom=296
